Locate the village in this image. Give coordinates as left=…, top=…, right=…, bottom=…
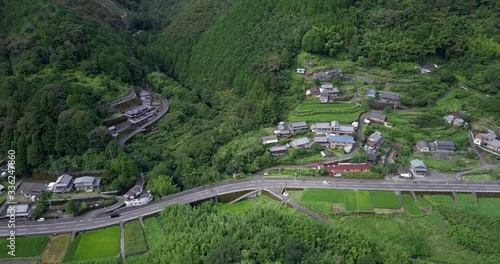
left=258, top=58, right=499, bottom=181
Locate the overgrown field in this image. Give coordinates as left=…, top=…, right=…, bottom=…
left=40, top=235, right=71, bottom=264
left=125, top=221, right=148, bottom=256
left=403, top=194, right=423, bottom=216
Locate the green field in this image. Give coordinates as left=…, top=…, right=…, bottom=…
left=344, top=190, right=357, bottom=211
left=302, top=189, right=344, bottom=203
left=125, top=221, right=148, bottom=256
left=40, top=235, right=71, bottom=264
left=356, top=191, right=374, bottom=211
left=0, top=236, right=49, bottom=258
left=403, top=194, right=423, bottom=216
left=420, top=158, right=480, bottom=172
left=462, top=174, right=492, bottom=181
left=296, top=102, right=357, bottom=111
left=370, top=191, right=402, bottom=209
left=416, top=195, right=433, bottom=208
left=68, top=226, right=121, bottom=261
left=288, top=112, right=361, bottom=123
left=426, top=194, right=500, bottom=218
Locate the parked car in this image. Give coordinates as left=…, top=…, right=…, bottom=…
left=322, top=180, right=329, bottom=184
left=37, top=218, right=45, bottom=222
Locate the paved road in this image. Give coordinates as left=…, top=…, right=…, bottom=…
left=2, top=178, right=499, bottom=237
left=119, top=94, right=169, bottom=147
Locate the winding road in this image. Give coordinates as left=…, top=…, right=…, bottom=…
left=2, top=178, right=499, bottom=237
left=118, top=94, right=169, bottom=147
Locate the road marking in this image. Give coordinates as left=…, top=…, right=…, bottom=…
left=435, top=186, right=444, bottom=188
left=75, top=224, right=85, bottom=227
left=55, top=225, right=67, bottom=229
left=36, top=228, right=47, bottom=230
left=95, top=220, right=106, bottom=224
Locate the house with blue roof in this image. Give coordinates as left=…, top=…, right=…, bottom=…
left=365, top=89, right=377, bottom=99
left=329, top=135, right=355, bottom=148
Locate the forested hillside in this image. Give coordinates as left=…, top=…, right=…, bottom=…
left=0, top=0, right=498, bottom=191
left=127, top=203, right=400, bottom=264
left=131, top=0, right=500, bottom=189
left=0, top=0, right=141, bottom=188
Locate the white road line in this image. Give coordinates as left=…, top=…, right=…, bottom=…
left=36, top=227, right=47, bottom=230
left=75, top=224, right=85, bottom=227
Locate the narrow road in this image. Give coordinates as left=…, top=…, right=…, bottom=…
left=101, top=85, right=136, bottom=109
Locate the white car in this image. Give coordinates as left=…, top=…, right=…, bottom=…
left=37, top=218, right=45, bottom=222
left=322, top=180, right=329, bottom=184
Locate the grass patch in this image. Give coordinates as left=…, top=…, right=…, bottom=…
left=125, top=221, right=148, bottom=256
left=426, top=194, right=500, bottom=218
left=302, top=189, right=344, bottom=203
left=356, top=191, right=374, bottom=211
left=62, top=234, right=81, bottom=263
left=417, top=195, right=433, bottom=208
left=420, top=158, right=480, bottom=172
left=217, top=199, right=254, bottom=212
left=344, top=190, right=357, bottom=211
left=40, top=235, right=71, bottom=264
left=288, top=112, right=361, bottom=123
left=296, top=102, right=357, bottom=111
left=370, top=191, right=402, bottom=209
left=72, top=226, right=121, bottom=261
left=0, top=236, right=49, bottom=258
left=403, top=194, right=423, bottom=216
left=462, top=174, right=492, bottom=181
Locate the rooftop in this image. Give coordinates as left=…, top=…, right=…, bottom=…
left=329, top=135, right=355, bottom=144
left=410, top=159, right=427, bottom=169
left=378, top=92, right=400, bottom=100
left=270, top=145, right=288, bottom=152
left=370, top=112, right=386, bottom=120
left=289, top=121, right=307, bottom=128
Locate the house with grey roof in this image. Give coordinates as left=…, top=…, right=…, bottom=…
left=275, top=123, right=291, bottom=137
left=410, top=159, right=428, bottom=177
left=331, top=121, right=340, bottom=131
left=1, top=204, right=34, bottom=218
left=416, top=141, right=430, bottom=152
left=365, top=89, right=377, bottom=99
left=369, top=112, right=386, bottom=123
left=365, top=131, right=384, bottom=149
left=420, top=64, right=438, bottom=74
left=18, top=180, right=48, bottom=200
left=313, top=136, right=329, bottom=147
left=270, top=145, right=289, bottom=156
left=290, top=137, right=312, bottom=149
left=74, top=176, right=102, bottom=192
left=378, top=92, right=400, bottom=103
left=310, top=123, right=332, bottom=135
left=261, top=135, right=279, bottom=145
left=434, top=141, right=456, bottom=152
left=50, top=174, right=74, bottom=194
left=329, top=136, right=355, bottom=149
left=289, top=122, right=308, bottom=132
left=338, top=125, right=355, bottom=136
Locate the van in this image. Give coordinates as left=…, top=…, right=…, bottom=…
left=110, top=213, right=120, bottom=218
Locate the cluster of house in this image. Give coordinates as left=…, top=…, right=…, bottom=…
left=312, top=69, right=344, bottom=82
left=108, top=90, right=158, bottom=135
left=474, top=132, right=500, bottom=153
left=443, top=111, right=466, bottom=127
left=306, top=84, right=340, bottom=103
left=18, top=174, right=102, bottom=201
left=415, top=140, right=456, bottom=152
left=265, top=120, right=359, bottom=156
left=365, top=89, right=401, bottom=104
left=314, top=162, right=370, bottom=177
left=123, top=185, right=153, bottom=207
left=364, top=131, right=384, bottom=162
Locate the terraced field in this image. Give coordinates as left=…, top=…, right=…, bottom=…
left=289, top=101, right=363, bottom=123
left=370, top=191, right=402, bottom=209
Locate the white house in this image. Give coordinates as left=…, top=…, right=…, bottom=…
left=261, top=135, right=279, bottom=145
left=296, top=68, right=306, bottom=74
left=124, top=185, right=153, bottom=207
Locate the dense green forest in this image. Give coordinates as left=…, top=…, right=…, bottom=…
left=127, top=203, right=404, bottom=264
left=0, top=0, right=499, bottom=191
